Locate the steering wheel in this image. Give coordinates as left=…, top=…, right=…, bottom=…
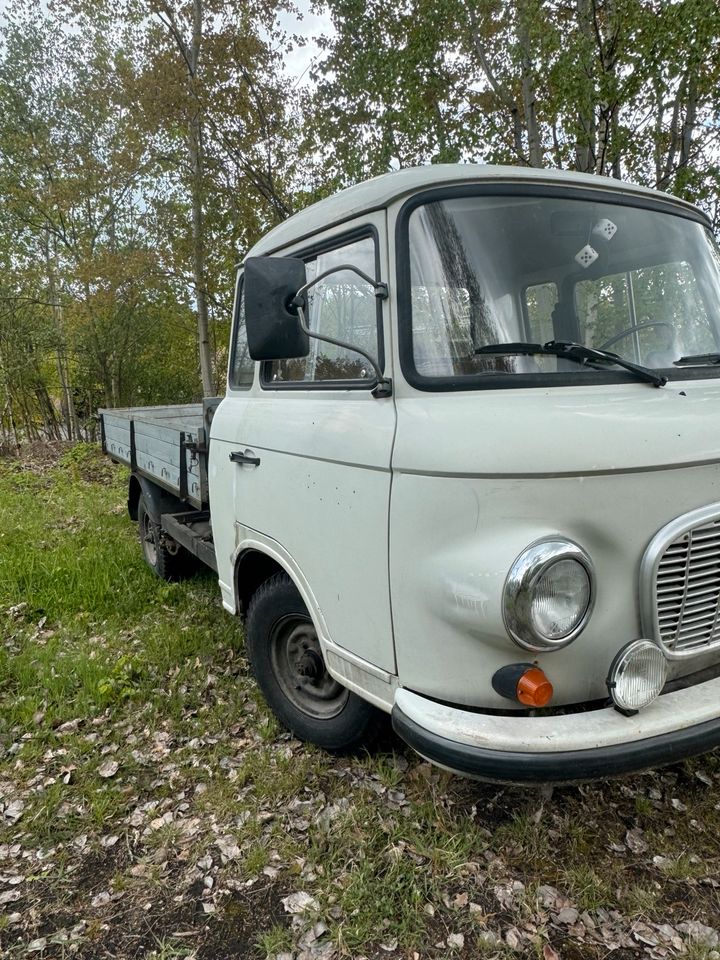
left=599, top=320, right=676, bottom=353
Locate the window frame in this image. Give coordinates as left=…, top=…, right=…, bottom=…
left=395, top=183, right=717, bottom=392
left=522, top=279, right=558, bottom=342
left=259, top=225, right=385, bottom=392
left=227, top=269, right=256, bottom=391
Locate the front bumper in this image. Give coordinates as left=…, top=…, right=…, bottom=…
left=391, top=678, right=720, bottom=783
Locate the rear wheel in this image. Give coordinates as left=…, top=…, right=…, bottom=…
left=245, top=572, right=384, bottom=751
left=137, top=496, right=195, bottom=581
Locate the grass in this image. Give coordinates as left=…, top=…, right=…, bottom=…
left=255, top=924, right=294, bottom=957
left=2, top=443, right=720, bottom=960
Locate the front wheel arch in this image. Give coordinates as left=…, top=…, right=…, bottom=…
left=234, top=548, right=316, bottom=623
left=235, top=549, right=285, bottom=619
left=244, top=572, right=384, bottom=751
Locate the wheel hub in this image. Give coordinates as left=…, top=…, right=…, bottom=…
left=141, top=513, right=157, bottom=565
left=269, top=616, right=349, bottom=720
left=295, top=649, right=324, bottom=679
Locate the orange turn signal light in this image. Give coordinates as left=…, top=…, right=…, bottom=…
left=516, top=667, right=553, bottom=707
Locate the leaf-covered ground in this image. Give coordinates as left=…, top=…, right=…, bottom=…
left=1, top=444, right=720, bottom=960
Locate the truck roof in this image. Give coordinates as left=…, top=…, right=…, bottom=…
left=246, top=163, right=707, bottom=260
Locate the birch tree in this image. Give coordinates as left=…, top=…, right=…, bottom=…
left=112, top=0, right=297, bottom=394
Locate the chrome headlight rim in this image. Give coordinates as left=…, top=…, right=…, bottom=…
left=503, top=538, right=595, bottom=652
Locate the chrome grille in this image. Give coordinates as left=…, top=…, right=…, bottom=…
left=654, top=516, right=720, bottom=655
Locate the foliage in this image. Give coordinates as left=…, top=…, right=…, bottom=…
left=0, top=0, right=299, bottom=441
left=310, top=0, right=720, bottom=216
left=1, top=0, right=719, bottom=444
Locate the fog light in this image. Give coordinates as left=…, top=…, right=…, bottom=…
left=608, top=640, right=667, bottom=714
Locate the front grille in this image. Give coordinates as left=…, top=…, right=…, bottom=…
left=653, top=516, right=720, bottom=656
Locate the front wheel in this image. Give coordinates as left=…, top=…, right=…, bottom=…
left=245, top=573, right=384, bottom=751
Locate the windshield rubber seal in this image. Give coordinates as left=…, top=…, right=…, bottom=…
left=395, top=182, right=718, bottom=392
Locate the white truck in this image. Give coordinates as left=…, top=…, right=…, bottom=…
left=101, top=163, right=720, bottom=783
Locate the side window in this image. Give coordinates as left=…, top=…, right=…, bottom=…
left=267, top=235, right=380, bottom=384
left=229, top=275, right=255, bottom=389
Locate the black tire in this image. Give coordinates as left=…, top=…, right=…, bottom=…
left=245, top=572, right=385, bottom=751
left=137, top=496, right=196, bottom=581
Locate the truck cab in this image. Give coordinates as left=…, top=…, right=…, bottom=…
left=111, top=163, right=720, bottom=782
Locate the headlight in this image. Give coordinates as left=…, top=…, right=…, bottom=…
left=608, top=639, right=667, bottom=713
left=503, top=539, right=595, bottom=651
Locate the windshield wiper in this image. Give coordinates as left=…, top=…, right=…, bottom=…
left=475, top=340, right=667, bottom=388
left=674, top=353, right=720, bottom=366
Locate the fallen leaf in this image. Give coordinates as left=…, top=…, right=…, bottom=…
left=98, top=760, right=119, bottom=779
left=494, top=880, right=525, bottom=909
left=556, top=907, right=579, bottom=925
left=506, top=928, right=523, bottom=949
left=676, top=920, right=719, bottom=947
left=215, top=835, right=241, bottom=860
left=281, top=891, right=319, bottom=916
left=57, top=719, right=79, bottom=735
left=2, top=799, right=24, bottom=824
left=625, top=828, right=649, bottom=854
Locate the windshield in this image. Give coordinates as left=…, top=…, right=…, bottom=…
left=404, top=192, right=720, bottom=387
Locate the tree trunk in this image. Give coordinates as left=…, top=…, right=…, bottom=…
left=156, top=0, right=213, bottom=396
left=575, top=0, right=597, bottom=173
left=0, top=339, right=20, bottom=452
left=517, top=3, right=543, bottom=167
left=660, top=73, right=685, bottom=189
left=465, top=1, right=526, bottom=163
left=46, top=232, right=80, bottom=440
left=594, top=0, right=620, bottom=176
left=678, top=71, right=698, bottom=174
left=188, top=111, right=213, bottom=397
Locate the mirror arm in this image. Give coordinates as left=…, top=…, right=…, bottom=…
left=291, top=263, right=391, bottom=399
left=296, top=305, right=392, bottom=398
left=291, top=263, right=389, bottom=305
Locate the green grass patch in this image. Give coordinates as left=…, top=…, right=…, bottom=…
left=3, top=445, right=720, bottom=960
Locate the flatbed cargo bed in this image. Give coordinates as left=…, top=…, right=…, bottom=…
left=99, top=400, right=221, bottom=509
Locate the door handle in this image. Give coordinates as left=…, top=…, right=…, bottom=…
left=229, top=450, right=261, bottom=466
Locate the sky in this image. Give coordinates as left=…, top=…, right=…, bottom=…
left=0, top=0, right=334, bottom=85
left=277, top=3, right=334, bottom=84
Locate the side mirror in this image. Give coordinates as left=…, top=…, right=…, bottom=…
left=244, top=256, right=309, bottom=361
